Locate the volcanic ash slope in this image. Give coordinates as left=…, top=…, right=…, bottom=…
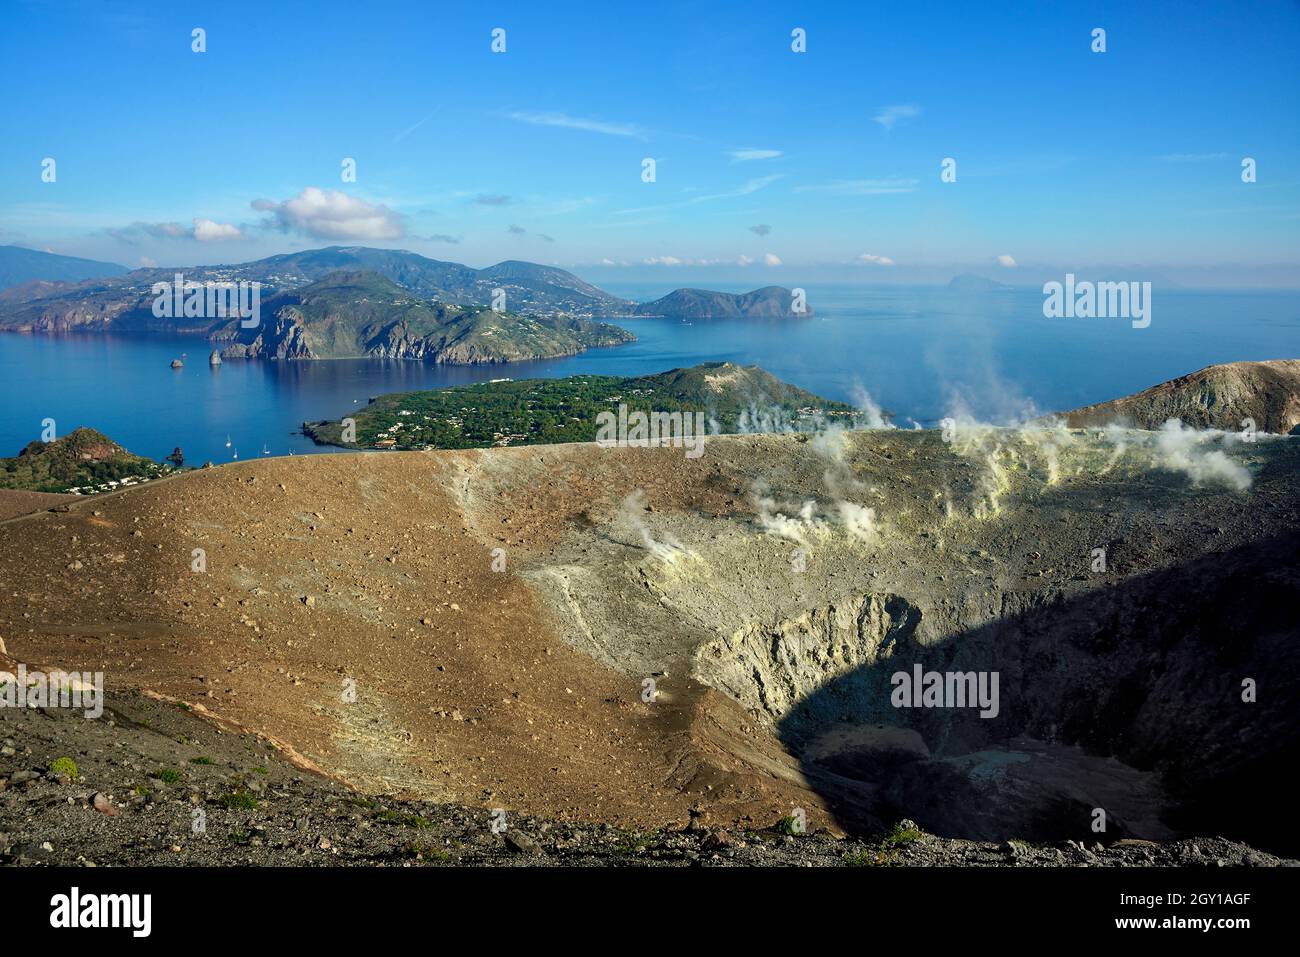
left=1, top=426, right=1297, bottom=845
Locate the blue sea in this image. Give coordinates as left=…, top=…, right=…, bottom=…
left=1, top=283, right=1296, bottom=465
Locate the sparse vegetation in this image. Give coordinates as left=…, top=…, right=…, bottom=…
left=612, top=829, right=660, bottom=855
left=150, top=768, right=183, bottom=784
left=49, top=756, right=78, bottom=781
left=220, top=789, right=259, bottom=811
left=843, top=822, right=925, bottom=866
left=402, top=840, right=451, bottom=863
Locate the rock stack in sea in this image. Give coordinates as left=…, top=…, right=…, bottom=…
left=209, top=350, right=222, bottom=366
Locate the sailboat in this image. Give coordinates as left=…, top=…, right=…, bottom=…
left=225, top=434, right=232, bottom=448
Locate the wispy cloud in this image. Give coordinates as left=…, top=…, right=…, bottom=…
left=795, top=178, right=917, bottom=195
left=857, top=253, right=896, bottom=266
left=997, top=254, right=1018, bottom=268
left=728, top=148, right=783, bottom=162
left=1154, top=152, right=1230, bottom=163
left=697, top=174, right=782, bottom=202
left=749, top=224, right=771, bottom=236
left=508, top=110, right=645, bottom=139
left=873, top=104, right=921, bottom=131
left=393, top=107, right=439, bottom=144
left=615, top=175, right=782, bottom=216
left=473, top=193, right=514, bottom=206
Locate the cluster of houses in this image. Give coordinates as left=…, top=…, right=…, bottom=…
left=64, top=467, right=170, bottom=495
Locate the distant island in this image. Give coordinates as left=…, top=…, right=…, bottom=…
left=0, top=245, right=128, bottom=289
left=632, top=286, right=811, bottom=320
left=304, top=362, right=857, bottom=450
left=947, top=273, right=1013, bottom=293
left=207, top=270, right=634, bottom=363
left=0, top=245, right=813, bottom=364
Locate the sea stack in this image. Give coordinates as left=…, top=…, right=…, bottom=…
left=170, top=358, right=183, bottom=369
left=209, top=350, right=222, bottom=366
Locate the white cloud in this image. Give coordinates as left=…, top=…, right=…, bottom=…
left=252, top=187, right=404, bottom=240
left=873, top=104, right=921, bottom=131
left=736, top=255, right=755, bottom=266
left=729, top=148, right=783, bottom=162
left=139, top=256, right=156, bottom=268
left=996, top=254, right=1018, bottom=268
left=643, top=256, right=683, bottom=265
left=857, top=253, right=896, bottom=266
left=111, top=219, right=242, bottom=243
left=794, top=178, right=917, bottom=195
left=763, top=253, right=783, bottom=266
left=192, top=218, right=243, bottom=242
left=508, top=111, right=644, bottom=139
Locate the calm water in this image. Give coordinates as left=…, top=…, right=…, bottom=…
left=1, top=283, right=1296, bottom=464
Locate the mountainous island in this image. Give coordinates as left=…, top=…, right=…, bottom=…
left=632, top=286, right=811, bottom=319
left=208, top=270, right=634, bottom=363
left=0, top=246, right=812, bottom=363
left=304, top=362, right=857, bottom=450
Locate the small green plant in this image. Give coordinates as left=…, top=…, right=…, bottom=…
left=132, top=784, right=150, bottom=797
left=881, top=822, right=923, bottom=849
left=402, top=840, right=450, bottom=863
left=150, top=768, right=183, bottom=784
left=775, top=815, right=803, bottom=836
left=843, top=847, right=895, bottom=867
left=220, top=789, right=258, bottom=811
left=612, top=829, right=659, bottom=855
left=375, top=808, right=433, bottom=828
left=252, top=766, right=269, bottom=775
left=49, top=756, right=79, bottom=781
left=189, top=756, right=214, bottom=765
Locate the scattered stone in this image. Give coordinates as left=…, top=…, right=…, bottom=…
left=91, top=792, right=118, bottom=816
left=504, top=831, right=541, bottom=855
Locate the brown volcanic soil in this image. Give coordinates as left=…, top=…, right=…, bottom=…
left=0, top=446, right=824, bottom=834
left=0, top=490, right=76, bottom=522
left=1, top=428, right=1298, bottom=849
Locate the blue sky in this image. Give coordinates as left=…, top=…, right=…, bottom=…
left=1, top=0, right=1298, bottom=285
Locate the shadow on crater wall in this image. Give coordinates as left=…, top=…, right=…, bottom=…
left=771, top=531, right=1300, bottom=853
